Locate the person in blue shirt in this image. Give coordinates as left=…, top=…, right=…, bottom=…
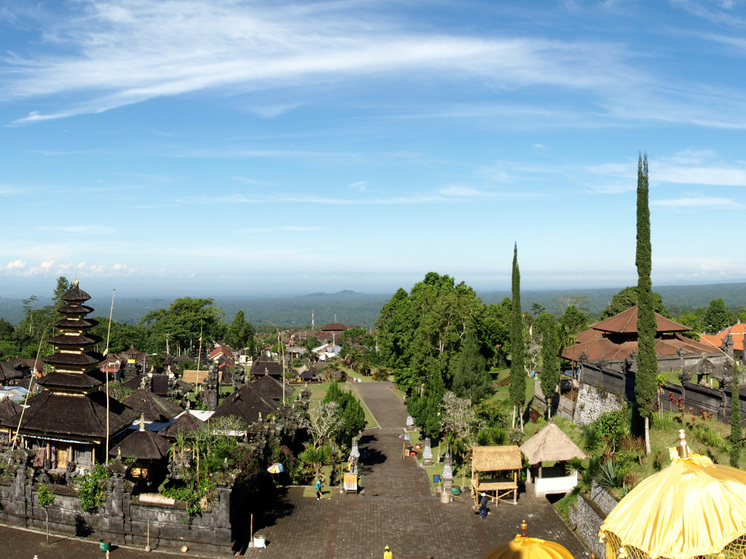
left=316, top=478, right=322, bottom=500
left=479, top=492, right=488, bottom=518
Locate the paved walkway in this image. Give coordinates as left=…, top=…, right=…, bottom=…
left=1, top=381, right=592, bottom=559
left=245, top=382, right=591, bottom=559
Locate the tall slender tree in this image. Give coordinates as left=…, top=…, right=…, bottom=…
left=730, top=362, right=742, bottom=468
left=509, top=244, right=526, bottom=430
left=635, top=152, right=656, bottom=455
left=539, top=314, right=560, bottom=419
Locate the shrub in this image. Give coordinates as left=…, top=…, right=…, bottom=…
left=76, top=464, right=109, bottom=513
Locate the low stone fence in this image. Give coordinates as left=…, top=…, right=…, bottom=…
left=0, top=466, right=236, bottom=555
left=569, top=481, right=619, bottom=559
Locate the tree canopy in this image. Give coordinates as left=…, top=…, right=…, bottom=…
left=601, top=286, right=669, bottom=319
left=141, top=297, right=225, bottom=355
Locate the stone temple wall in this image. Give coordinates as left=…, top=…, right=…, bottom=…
left=0, top=466, right=236, bottom=555
left=573, top=384, right=624, bottom=427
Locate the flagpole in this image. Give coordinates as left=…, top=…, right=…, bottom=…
left=105, top=289, right=115, bottom=460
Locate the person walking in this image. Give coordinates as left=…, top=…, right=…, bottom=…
left=315, top=478, right=322, bottom=500
left=478, top=492, right=489, bottom=519
left=384, top=545, right=393, bottom=559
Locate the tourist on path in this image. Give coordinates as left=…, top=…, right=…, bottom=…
left=479, top=492, right=489, bottom=518
left=316, top=478, right=322, bottom=500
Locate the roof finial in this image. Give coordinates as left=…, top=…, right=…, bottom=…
left=73, top=277, right=79, bottom=288
left=521, top=519, right=528, bottom=537
left=677, top=429, right=690, bottom=459
left=139, top=413, right=146, bottom=432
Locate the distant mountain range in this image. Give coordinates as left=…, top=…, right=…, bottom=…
left=2, top=283, right=746, bottom=328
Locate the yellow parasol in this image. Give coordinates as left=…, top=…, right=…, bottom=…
left=483, top=521, right=575, bottom=559
left=600, top=430, right=746, bottom=559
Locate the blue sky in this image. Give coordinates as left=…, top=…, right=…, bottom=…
left=2, top=0, right=746, bottom=299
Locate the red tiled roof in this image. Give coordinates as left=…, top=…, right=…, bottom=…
left=591, top=305, right=691, bottom=334
left=701, top=323, right=746, bottom=353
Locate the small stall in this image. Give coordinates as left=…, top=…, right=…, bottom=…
left=470, top=445, right=521, bottom=506
left=520, top=423, right=585, bottom=498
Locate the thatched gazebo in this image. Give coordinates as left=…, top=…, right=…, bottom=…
left=520, top=423, right=585, bottom=497
left=471, top=445, right=522, bottom=506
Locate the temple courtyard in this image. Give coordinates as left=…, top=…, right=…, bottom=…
left=0, top=382, right=590, bottom=559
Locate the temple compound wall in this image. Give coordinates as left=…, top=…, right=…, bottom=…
left=568, top=480, right=619, bottom=559
left=573, top=362, right=746, bottom=426
left=0, top=466, right=238, bottom=556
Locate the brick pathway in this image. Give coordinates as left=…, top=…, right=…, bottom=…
left=245, top=382, right=591, bottom=559
left=1, top=382, right=592, bottom=559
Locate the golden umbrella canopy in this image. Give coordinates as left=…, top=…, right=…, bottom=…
left=600, top=430, right=746, bottom=559
left=483, top=521, right=575, bottom=559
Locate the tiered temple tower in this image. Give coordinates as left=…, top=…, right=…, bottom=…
left=3, top=281, right=136, bottom=470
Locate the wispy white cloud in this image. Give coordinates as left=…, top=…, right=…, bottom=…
left=670, top=0, right=745, bottom=26
left=651, top=195, right=743, bottom=209
left=437, top=185, right=490, bottom=197
left=239, top=226, right=324, bottom=233
left=655, top=162, right=746, bottom=186
left=6, top=260, right=26, bottom=270
left=36, top=224, right=117, bottom=234
left=0, top=259, right=137, bottom=277
left=2, top=0, right=650, bottom=124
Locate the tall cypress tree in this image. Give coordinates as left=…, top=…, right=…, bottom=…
left=635, top=152, right=656, bottom=455
left=540, top=315, right=560, bottom=419
left=509, top=243, right=526, bottom=429
left=730, top=362, right=742, bottom=468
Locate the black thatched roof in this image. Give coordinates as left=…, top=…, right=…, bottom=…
left=0, top=362, right=26, bottom=383
left=109, top=427, right=171, bottom=460
left=123, top=389, right=182, bottom=423
left=0, top=398, right=22, bottom=423
left=61, top=284, right=91, bottom=302
left=160, top=412, right=205, bottom=439
left=212, top=384, right=276, bottom=425
left=58, top=304, right=94, bottom=316
left=1, top=389, right=137, bottom=440
left=251, top=374, right=294, bottom=403
left=151, top=374, right=170, bottom=396
left=36, top=369, right=105, bottom=391
left=43, top=351, right=104, bottom=368
left=53, top=317, right=98, bottom=330
left=249, top=357, right=283, bottom=378
left=46, top=333, right=102, bottom=346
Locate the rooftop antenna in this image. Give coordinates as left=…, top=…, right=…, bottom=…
left=104, top=289, right=115, bottom=460
left=197, top=313, right=204, bottom=371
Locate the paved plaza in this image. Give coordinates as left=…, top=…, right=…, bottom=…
left=1, top=382, right=591, bottom=559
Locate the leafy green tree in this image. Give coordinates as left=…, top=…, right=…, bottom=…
left=676, top=310, right=703, bottom=337
left=560, top=305, right=589, bottom=338
left=731, top=363, right=742, bottom=468
left=601, top=286, right=669, bottom=319
left=452, top=328, right=492, bottom=403
left=376, top=273, right=484, bottom=395
left=323, top=380, right=366, bottom=448
left=37, top=483, right=56, bottom=545
left=509, top=244, right=526, bottom=429
left=226, top=310, right=255, bottom=353
left=703, top=298, right=730, bottom=335
left=406, top=372, right=445, bottom=440
left=538, top=313, right=560, bottom=418
left=141, top=298, right=225, bottom=355
left=483, top=298, right=512, bottom=367
left=635, top=152, right=656, bottom=455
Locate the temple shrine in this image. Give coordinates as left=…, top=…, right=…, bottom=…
left=3, top=281, right=136, bottom=471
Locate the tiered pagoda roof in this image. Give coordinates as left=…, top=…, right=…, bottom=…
left=2, top=280, right=138, bottom=444
left=41, top=280, right=104, bottom=381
